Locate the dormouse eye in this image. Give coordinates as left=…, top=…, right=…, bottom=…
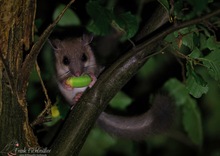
left=81, top=53, right=87, bottom=62
left=63, top=56, right=70, bottom=65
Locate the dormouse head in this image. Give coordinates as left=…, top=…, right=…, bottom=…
left=49, top=35, right=96, bottom=80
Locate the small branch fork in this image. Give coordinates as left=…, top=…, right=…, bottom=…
left=0, top=0, right=76, bottom=126
left=30, top=62, right=52, bottom=127
left=17, top=0, right=76, bottom=99
left=28, top=0, right=76, bottom=126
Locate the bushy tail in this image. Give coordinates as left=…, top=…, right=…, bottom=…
left=97, top=95, right=175, bottom=140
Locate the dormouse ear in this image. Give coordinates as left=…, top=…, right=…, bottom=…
left=82, top=34, right=93, bottom=45
left=48, top=39, right=61, bottom=50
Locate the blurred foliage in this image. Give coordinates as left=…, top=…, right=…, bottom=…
left=109, top=91, right=133, bottom=110
left=86, top=1, right=138, bottom=40
left=27, top=0, right=220, bottom=155
left=53, top=4, right=81, bottom=26
left=164, top=79, right=203, bottom=146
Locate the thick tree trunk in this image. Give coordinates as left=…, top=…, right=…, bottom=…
left=0, top=0, right=38, bottom=151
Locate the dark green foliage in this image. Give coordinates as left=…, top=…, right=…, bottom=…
left=86, top=1, right=138, bottom=40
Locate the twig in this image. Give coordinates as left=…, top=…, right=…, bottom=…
left=31, top=116, right=52, bottom=127
left=136, top=9, right=220, bottom=53
left=147, top=43, right=171, bottom=58
left=35, top=61, right=52, bottom=109
left=30, top=61, right=52, bottom=127
left=176, top=57, right=186, bottom=82
left=28, top=0, right=76, bottom=126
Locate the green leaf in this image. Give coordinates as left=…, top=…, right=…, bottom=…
left=163, top=79, right=188, bottom=106
left=182, top=100, right=203, bottom=146
left=165, top=26, right=197, bottom=51
left=86, top=1, right=138, bottom=39
left=174, top=28, right=195, bottom=50
left=198, top=25, right=211, bottom=38
left=43, top=97, right=69, bottom=127
left=110, top=91, right=133, bottom=110
left=87, top=21, right=104, bottom=35
left=86, top=1, right=112, bottom=35
left=164, top=33, right=179, bottom=50
left=176, top=26, right=197, bottom=50
left=189, top=47, right=202, bottom=58
left=164, top=78, right=203, bottom=146
left=186, top=64, right=209, bottom=98
left=182, top=33, right=194, bottom=50
left=206, top=36, right=220, bottom=51
left=114, top=12, right=138, bottom=40
left=203, top=49, right=220, bottom=81
left=198, top=33, right=210, bottom=51
left=53, top=4, right=81, bottom=26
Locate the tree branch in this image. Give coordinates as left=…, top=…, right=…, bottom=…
left=135, top=4, right=169, bottom=41
left=50, top=9, right=220, bottom=155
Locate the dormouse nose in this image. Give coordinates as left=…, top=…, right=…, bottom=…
left=69, top=62, right=83, bottom=77
left=70, top=68, right=82, bottom=77
left=74, top=72, right=81, bottom=77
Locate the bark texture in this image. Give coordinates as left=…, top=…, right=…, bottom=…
left=0, top=0, right=38, bottom=150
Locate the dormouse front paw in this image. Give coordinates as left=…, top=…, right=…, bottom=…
left=88, top=73, right=97, bottom=88
left=73, top=92, right=83, bottom=104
